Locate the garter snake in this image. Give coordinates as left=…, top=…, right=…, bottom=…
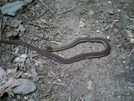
left=0, top=37, right=111, bottom=64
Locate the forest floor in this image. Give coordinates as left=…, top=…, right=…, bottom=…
left=0, top=0, right=134, bottom=101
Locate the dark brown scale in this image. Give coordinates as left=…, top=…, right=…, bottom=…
left=0, top=37, right=111, bottom=64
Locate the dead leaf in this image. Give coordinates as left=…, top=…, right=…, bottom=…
left=17, top=24, right=25, bottom=36
left=34, top=60, right=47, bottom=65
left=5, top=19, right=25, bottom=38
left=18, top=24, right=25, bottom=32
left=87, top=81, right=93, bottom=90
left=47, top=72, right=54, bottom=77
left=0, top=67, right=22, bottom=97
left=126, top=29, right=134, bottom=37
left=30, top=67, right=39, bottom=81
left=104, top=20, right=118, bottom=30
left=41, top=19, right=48, bottom=24
left=6, top=30, right=18, bottom=37
left=57, top=79, right=62, bottom=82
left=80, top=35, right=88, bottom=37
left=13, top=47, right=20, bottom=54
left=55, top=53, right=64, bottom=58
left=6, top=19, right=21, bottom=28
left=79, top=21, right=85, bottom=27
left=110, top=20, right=118, bottom=28
left=130, top=38, right=134, bottom=43
left=13, top=54, right=28, bottom=67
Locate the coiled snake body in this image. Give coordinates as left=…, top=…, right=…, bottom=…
left=0, top=37, right=111, bottom=64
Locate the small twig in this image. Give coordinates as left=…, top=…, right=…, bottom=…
left=17, top=6, right=28, bottom=18
left=22, top=20, right=60, bottom=42
left=31, top=10, right=48, bottom=20
left=39, top=0, right=53, bottom=13
left=58, top=0, right=86, bottom=15
left=49, top=81, right=67, bottom=86
left=32, top=33, right=60, bottom=42
left=0, top=10, right=4, bottom=39
left=22, top=20, right=58, bottom=28
left=128, top=48, right=134, bottom=57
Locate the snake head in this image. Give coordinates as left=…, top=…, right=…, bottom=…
left=44, top=46, right=54, bottom=52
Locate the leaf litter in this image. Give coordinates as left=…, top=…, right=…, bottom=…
left=5, top=19, right=25, bottom=37
left=0, top=67, right=22, bottom=97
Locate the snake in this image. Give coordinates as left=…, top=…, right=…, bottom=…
left=0, top=37, right=111, bottom=64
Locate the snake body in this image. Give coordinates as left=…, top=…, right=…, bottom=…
left=0, top=37, right=111, bottom=64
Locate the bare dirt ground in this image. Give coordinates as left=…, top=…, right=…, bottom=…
left=0, top=0, right=134, bottom=101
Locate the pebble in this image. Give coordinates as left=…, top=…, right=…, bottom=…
left=28, top=99, right=35, bottom=101
left=96, top=30, right=100, bottom=33
left=108, top=9, right=114, bottom=15
left=88, top=10, right=94, bottom=16
left=117, top=9, right=121, bottom=12
left=24, top=96, right=29, bottom=100
left=122, top=61, right=126, bottom=63
left=117, top=96, right=121, bottom=98
left=108, top=1, right=112, bottom=4
left=25, top=0, right=33, bottom=4
left=126, top=25, right=134, bottom=30
left=16, top=95, right=21, bottom=99
left=107, top=35, right=110, bottom=40
left=130, top=38, right=134, bottom=43
left=13, top=79, right=36, bottom=95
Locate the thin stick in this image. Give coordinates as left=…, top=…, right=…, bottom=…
left=39, top=0, right=53, bottom=13
left=128, top=48, right=134, bottom=57
left=58, top=0, right=86, bottom=15
left=0, top=10, right=4, bottom=39
left=22, top=20, right=58, bottom=28
left=32, top=33, right=60, bottom=42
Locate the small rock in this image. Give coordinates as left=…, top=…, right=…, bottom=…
left=130, top=38, right=134, bottom=43
left=28, top=99, right=35, bottom=101
left=96, top=30, right=100, bottom=33
left=126, top=25, right=134, bottom=30
left=108, top=1, right=112, bottom=4
left=24, top=96, right=29, bottom=100
left=13, top=79, right=36, bottom=95
left=16, top=95, right=21, bottom=99
left=87, top=81, right=93, bottom=90
left=79, top=21, right=85, bottom=27
left=107, top=35, right=110, bottom=40
left=117, top=96, right=121, bottom=98
left=117, top=9, right=121, bottom=12
left=88, top=10, right=94, bottom=16
left=108, top=9, right=114, bottom=15
left=0, top=1, right=27, bottom=16
left=25, top=0, right=33, bottom=4
left=122, top=61, right=126, bottom=63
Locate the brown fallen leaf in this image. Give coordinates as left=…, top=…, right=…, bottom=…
left=5, top=19, right=25, bottom=38
left=57, top=79, right=62, bottom=83
left=80, top=35, right=88, bottom=37
left=54, top=53, right=64, bottom=58
left=110, top=20, right=118, bottom=28
left=126, top=29, right=134, bottom=37
left=34, top=60, right=47, bottom=65
left=41, top=19, right=48, bottom=24
left=0, top=67, right=22, bottom=97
